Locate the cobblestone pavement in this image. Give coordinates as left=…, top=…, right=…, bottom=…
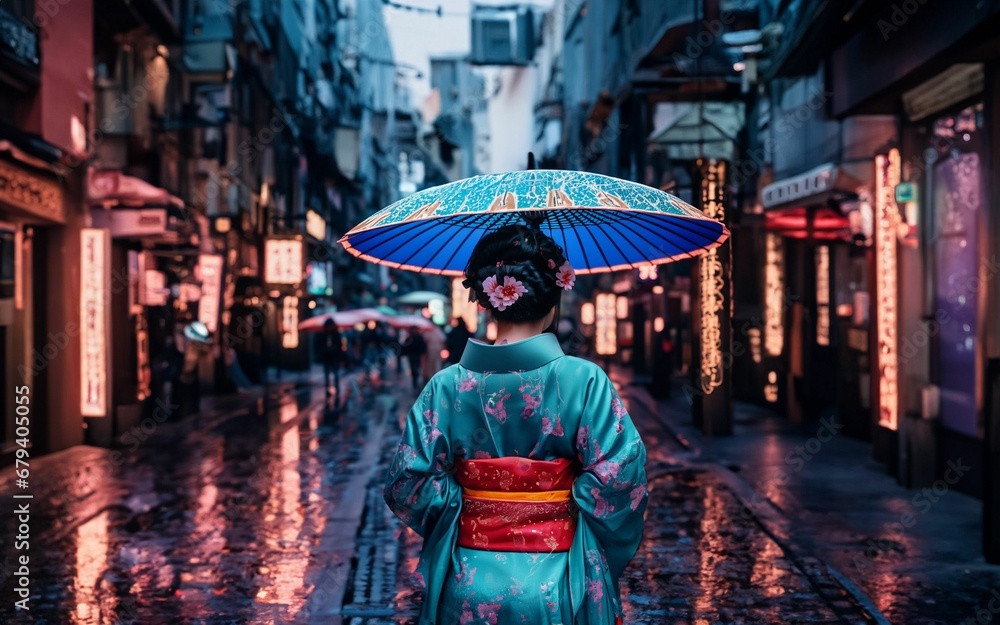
left=0, top=369, right=885, bottom=624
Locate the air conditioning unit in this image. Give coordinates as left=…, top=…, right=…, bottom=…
left=470, top=5, right=535, bottom=66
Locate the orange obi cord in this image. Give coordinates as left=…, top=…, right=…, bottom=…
left=455, top=457, right=579, bottom=553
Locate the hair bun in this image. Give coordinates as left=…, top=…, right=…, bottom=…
left=464, top=224, right=568, bottom=323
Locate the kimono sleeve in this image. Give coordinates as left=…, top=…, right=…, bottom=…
left=572, top=372, right=649, bottom=580
left=383, top=379, right=462, bottom=538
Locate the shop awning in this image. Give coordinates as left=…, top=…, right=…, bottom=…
left=647, top=102, right=744, bottom=161
left=764, top=206, right=851, bottom=241
left=88, top=170, right=184, bottom=209
left=761, top=162, right=870, bottom=210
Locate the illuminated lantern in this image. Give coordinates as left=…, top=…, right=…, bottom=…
left=764, top=370, right=779, bottom=402
left=198, top=254, right=223, bottom=333
left=264, top=237, right=305, bottom=285
left=616, top=296, right=629, bottom=320
left=764, top=233, right=784, bottom=357
left=816, top=245, right=830, bottom=346
left=580, top=302, right=595, bottom=325
left=282, top=296, right=299, bottom=348
left=595, top=293, right=617, bottom=356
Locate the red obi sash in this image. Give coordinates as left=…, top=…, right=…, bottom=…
left=455, top=457, right=578, bottom=552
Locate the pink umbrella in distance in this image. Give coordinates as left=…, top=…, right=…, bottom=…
left=299, top=308, right=388, bottom=332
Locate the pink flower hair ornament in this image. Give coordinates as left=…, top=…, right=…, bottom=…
left=555, top=261, right=575, bottom=291
left=482, top=274, right=528, bottom=311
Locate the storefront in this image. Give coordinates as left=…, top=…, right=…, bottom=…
left=828, top=0, right=1000, bottom=559
left=88, top=170, right=194, bottom=441
left=759, top=163, right=874, bottom=433
left=0, top=146, right=78, bottom=455
left=891, top=95, right=989, bottom=495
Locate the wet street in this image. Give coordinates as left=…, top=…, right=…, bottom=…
left=0, top=366, right=968, bottom=624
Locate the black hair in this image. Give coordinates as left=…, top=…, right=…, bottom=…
left=462, top=223, right=568, bottom=323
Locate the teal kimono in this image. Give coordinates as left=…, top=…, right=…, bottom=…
left=384, top=334, right=648, bottom=624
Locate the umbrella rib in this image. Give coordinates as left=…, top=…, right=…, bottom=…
left=349, top=219, right=434, bottom=257
left=390, top=215, right=471, bottom=269
left=574, top=209, right=618, bottom=270
left=628, top=212, right=711, bottom=252
left=633, top=211, right=725, bottom=252
left=581, top=208, right=649, bottom=268
left=606, top=213, right=656, bottom=268
left=614, top=213, right=693, bottom=261
left=566, top=215, right=594, bottom=272
left=357, top=217, right=445, bottom=264
left=639, top=210, right=726, bottom=241
left=587, top=211, right=639, bottom=267
left=433, top=212, right=485, bottom=273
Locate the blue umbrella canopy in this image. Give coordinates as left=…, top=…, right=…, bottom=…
left=339, top=170, right=729, bottom=275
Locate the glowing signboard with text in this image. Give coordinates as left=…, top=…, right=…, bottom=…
left=81, top=229, right=108, bottom=417
left=764, top=233, right=784, bottom=357
left=874, top=149, right=901, bottom=431
left=816, top=245, right=830, bottom=346
left=198, top=254, right=223, bottom=333
left=698, top=159, right=726, bottom=395
left=595, top=293, right=617, bottom=356
left=282, top=296, right=299, bottom=348
left=264, top=237, right=304, bottom=285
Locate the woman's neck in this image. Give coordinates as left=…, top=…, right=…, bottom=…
left=493, top=320, right=547, bottom=345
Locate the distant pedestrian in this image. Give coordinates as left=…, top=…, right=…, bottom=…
left=177, top=321, right=212, bottom=419
left=423, top=325, right=445, bottom=381
left=401, top=327, right=427, bottom=389
left=318, top=318, right=344, bottom=399
left=445, top=318, right=472, bottom=364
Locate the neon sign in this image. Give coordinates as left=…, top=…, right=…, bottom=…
left=764, top=233, right=784, bottom=357
left=81, top=229, right=108, bottom=417
left=282, top=296, right=299, bottom=348
left=875, top=149, right=901, bottom=431
left=198, top=254, right=223, bottom=333
left=698, top=159, right=726, bottom=395
left=816, top=245, right=830, bottom=346
left=264, top=237, right=304, bottom=285
left=595, top=293, right=617, bottom=356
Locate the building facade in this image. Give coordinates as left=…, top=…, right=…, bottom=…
left=533, top=0, right=1000, bottom=560
left=1, top=0, right=423, bottom=457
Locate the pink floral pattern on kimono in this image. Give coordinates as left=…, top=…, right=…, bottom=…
left=519, top=379, right=543, bottom=418
left=477, top=601, right=501, bottom=624
left=541, top=415, right=564, bottom=437
left=459, top=372, right=479, bottom=393
left=485, top=389, right=511, bottom=424
left=421, top=409, right=442, bottom=445
left=611, top=395, right=627, bottom=434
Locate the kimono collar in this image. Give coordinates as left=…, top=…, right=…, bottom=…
left=460, top=333, right=565, bottom=373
